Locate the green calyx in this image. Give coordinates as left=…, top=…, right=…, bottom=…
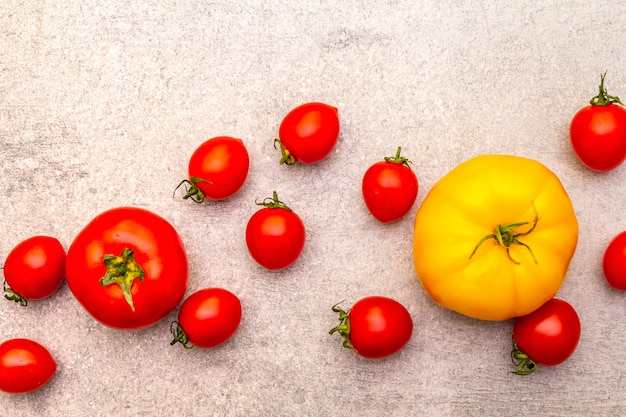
left=590, top=71, right=624, bottom=106
left=469, top=206, right=539, bottom=265
left=3, top=281, right=28, bottom=307
left=174, top=176, right=211, bottom=203
left=329, top=302, right=355, bottom=351
left=511, top=338, right=538, bottom=376
left=256, top=190, right=292, bottom=211
left=274, top=138, right=296, bottom=166
left=100, top=248, right=145, bottom=312
left=170, top=321, right=193, bottom=349
left=384, top=147, right=412, bottom=169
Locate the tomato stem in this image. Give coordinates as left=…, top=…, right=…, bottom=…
left=174, top=176, right=211, bottom=203
left=3, top=281, right=28, bottom=307
left=170, top=321, right=193, bottom=349
left=329, top=301, right=355, bottom=350
left=511, top=338, right=539, bottom=375
left=384, top=147, right=412, bottom=168
left=274, top=138, right=296, bottom=165
left=100, top=248, right=145, bottom=312
left=469, top=206, right=539, bottom=265
left=255, top=190, right=293, bottom=211
left=590, top=71, right=624, bottom=106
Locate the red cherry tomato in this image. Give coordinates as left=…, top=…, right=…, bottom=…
left=170, top=288, right=242, bottom=349
left=330, top=296, right=413, bottom=359
left=570, top=72, right=626, bottom=172
left=362, top=147, right=419, bottom=223
left=275, top=102, right=340, bottom=165
left=3, top=236, right=66, bottom=306
left=603, top=231, right=626, bottom=290
left=245, top=191, right=306, bottom=270
left=176, top=136, right=250, bottom=202
left=66, top=207, right=188, bottom=330
left=512, top=298, right=581, bottom=375
left=0, top=338, right=56, bottom=394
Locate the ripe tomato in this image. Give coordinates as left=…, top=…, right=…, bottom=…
left=66, top=207, right=188, bottom=330
left=362, top=147, right=418, bottom=223
left=413, top=155, right=579, bottom=320
left=570, top=72, right=626, bottom=172
left=275, top=102, right=340, bottom=165
left=330, top=296, right=413, bottom=359
left=170, top=288, right=242, bottom=349
left=602, top=231, right=626, bottom=290
left=3, top=236, right=66, bottom=306
left=512, top=298, right=581, bottom=375
left=245, top=191, right=306, bottom=270
left=175, top=136, right=250, bottom=202
left=0, top=338, right=56, bottom=393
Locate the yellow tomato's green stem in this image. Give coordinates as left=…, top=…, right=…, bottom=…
left=469, top=206, right=539, bottom=265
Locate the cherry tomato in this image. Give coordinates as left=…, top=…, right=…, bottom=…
left=245, top=191, right=306, bottom=270
left=570, top=72, right=626, bottom=172
left=603, top=231, right=626, bottom=290
left=362, top=147, right=419, bottom=223
left=170, top=288, right=242, bottom=349
left=275, top=102, right=340, bottom=165
left=330, top=296, right=413, bottom=359
left=3, top=236, right=66, bottom=306
left=175, top=136, right=249, bottom=202
left=66, top=207, right=188, bottom=330
left=512, top=298, right=581, bottom=375
left=0, top=338, right=56, bottom=394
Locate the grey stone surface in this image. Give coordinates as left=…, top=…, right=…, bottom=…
left=2, top=1, right=626, bottom=416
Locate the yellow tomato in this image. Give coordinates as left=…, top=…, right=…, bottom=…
left=413, top=154, right=578, bottom=321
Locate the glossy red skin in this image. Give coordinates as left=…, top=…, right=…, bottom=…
left=188, top=136, right=250, bottom=200
left=178, top=288, right=242, bottom=348
left=362, top=161, right=418, bottom=223
left=245, top=207, right=305, bottom=270
left=66, top=207, right=188, bottom=330
left=278, top=102, right=340, bottom=164
left=570, top=104, right=626, bottom=172
left=603, top=231, right=626, bottom=290
left=3, top=236, right=66, bottom=300
left=513, top=299, right=581, bottom=366
left=349, top=296, right=413, bottom=359
left=0, top=338, right=56, bottom=394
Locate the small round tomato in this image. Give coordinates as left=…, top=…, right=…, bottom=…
left=603, top=231, right=626, bottom=290
left=245, top=191, right=306, bottom=270
left=170, top=288, right=242, bottom=349
left=175, top=136, right=250, bottom=202
left=570, top=72, right=626, bottom=172
left=329, top=296, right=413, bottom=359
left=66, top=207, right=188, bottom=330
left=0, top=338, right=56, bottom=394
left=362, top=147, right=418, bottom=223
left=275, top=102, right=340, bottom=165
left=3, top=236, right=66, bottom=306
left=512, top=298, right=581, bottom=375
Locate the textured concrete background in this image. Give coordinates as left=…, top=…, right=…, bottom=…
left=2, top=1, right=626, bottom=416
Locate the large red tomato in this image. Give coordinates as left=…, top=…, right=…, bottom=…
left=66, top=207, right=188, bottom=330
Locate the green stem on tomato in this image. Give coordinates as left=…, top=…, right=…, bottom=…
left=274, top=138, right=296, bottom=166
left=384, top=147, right=412, bottom=168
left=170, top=321, right=193, bottom=349
left=469, top=205, right=539, bottom=265
left=255, top=190, right=292, bottom=211
left=329, top=302, right=355, bottom=350
left=100, top=248, right=145, bottom=312
left=511, top=338, right=539, bottom=376
left=173, top=176, right=211, bottom=203
left=3, top=281, right=28, bottom=307
left=590, top=71, right=624, bottom=106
